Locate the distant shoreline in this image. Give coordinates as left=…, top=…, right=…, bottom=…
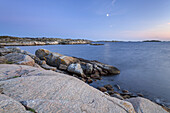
left=0, top=36, right=167, bottom=46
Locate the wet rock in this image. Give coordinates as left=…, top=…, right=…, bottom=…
left=115, top=84, right=121, bottom=90
left=126, top=97, right=168, bottom=113
left=102, top=65, right=120, bottom=75
left=123, top=95, right=131, bottom=99
left=107, top=90, right=115, bottom=95
left=104, top=92, right=110, bottom=96
left=81, top=78, right=86, bottom=82
left=91, top=74, right=101, bottom=80
left=87, top=77, right=93, bottom=83
left=104, top=84, right=114, bottom=91
left=4, top=53, right=35, bottom=66
left=137, top=93, right=144, bottom=97
left=98, top=87, right=107, bottom=92
left=67, top=63, right=85, bottom=77
left=122, top=89, right=129, bottom=93
left=111, top=94, right=124, bottom=100
left=92, top=62, right=120, bottom=75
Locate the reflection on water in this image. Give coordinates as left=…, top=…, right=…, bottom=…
left=13, top=42, right=170, bottom=107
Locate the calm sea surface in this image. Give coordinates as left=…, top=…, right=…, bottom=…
left=12, top=42, right=170, bottom=107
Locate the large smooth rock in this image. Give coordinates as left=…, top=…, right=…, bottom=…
left=67, top=63, right=84, bottom=76
left=0, top=64, right=135, bottom=113
left=4, top=53, right=35, bottom=66
left=0, top=94, right=28, bottom=113
left=126, top=97, right=168, bottom=113
left=0, top=64, right=56, bottom=81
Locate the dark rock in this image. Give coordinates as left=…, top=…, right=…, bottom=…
left=81, top=78, right=86, bottom=82
left=91, top=74, right=101, bottom=80
left=104, top=84, right=113, bottom=91
left=123, top=95, right=131, bottom=99
left=111, top=94, right=124, bottom=100
left=137, top=93, right=144, bottom=97
left=107, top=90, right=114, bottom=95
left=41, top=64, right=56, bottom=71
left=86, top=77, right=93, bottom=83
left=98, top=87, right=107, bottom=92
left=122, top=89, right=129, bottom=93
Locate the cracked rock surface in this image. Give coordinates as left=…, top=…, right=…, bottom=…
left=0, top=64, right=135, bottom=113
left=0, top=64, right=168, bottom=113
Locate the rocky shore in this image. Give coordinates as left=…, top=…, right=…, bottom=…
left=0, top=36, right=91, bottom=46
left=0, top=46, right=169, bottom=113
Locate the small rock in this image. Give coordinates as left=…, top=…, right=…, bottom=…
left=123, top=95, right=131, bottom=99
left=111, top=94, right=124, bottom=100
left=107, top=90, right=114, bottom=95
left=91, top=74, right=101, bottom=80
left=104, top=92, right=109, bottom=96
left=114, top=84, right=121, bottom=90
left=87, top=78, right=93, bottom=83
left=104, top=84, right=113, bottom=91
left=137, top=93, right=144, bottom=97
left=58, top=64, right=67, bottom=70
left=98, top=87, right=107, bottom=92
left=122, top=89, right=129, bottom=93
left=81, top=78, right=86, bottom=82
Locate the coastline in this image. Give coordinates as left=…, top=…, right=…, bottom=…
left=0, top=36, right=91, bottom=46
left=0, top=46, right=169, bottom=112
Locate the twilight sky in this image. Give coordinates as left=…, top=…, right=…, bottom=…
left=0, top=0, right=170, bottom=41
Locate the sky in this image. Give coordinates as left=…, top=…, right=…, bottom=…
left=0, top=0, right=170, bottom=41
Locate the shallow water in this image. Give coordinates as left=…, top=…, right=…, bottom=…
left=12, top=42, right=170, bottom=107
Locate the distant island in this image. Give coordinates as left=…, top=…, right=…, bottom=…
left=143, top=40, right=162, bottom=42
left=0, top=36, right=91, bottom=46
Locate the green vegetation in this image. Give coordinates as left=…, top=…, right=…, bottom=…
left=26, top=107, right=37, bottom=113
left=12, top=76, right=20, bottom=78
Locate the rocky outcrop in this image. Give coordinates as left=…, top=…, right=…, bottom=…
left=35, top=49, right=120, bottom=81
left=0, top=94, right=29, bottom=113
left=0, top=64, right=135, bottom=113
left=0, top=36, right=91, bottom=46
left=0, top=64, right=168, bottom=113
left=4, top=53, right=35, bottom=66
left=126, top=97, right=168, bottom=113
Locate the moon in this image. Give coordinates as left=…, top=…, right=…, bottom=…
left=106, top=14, right=109, bottom=17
